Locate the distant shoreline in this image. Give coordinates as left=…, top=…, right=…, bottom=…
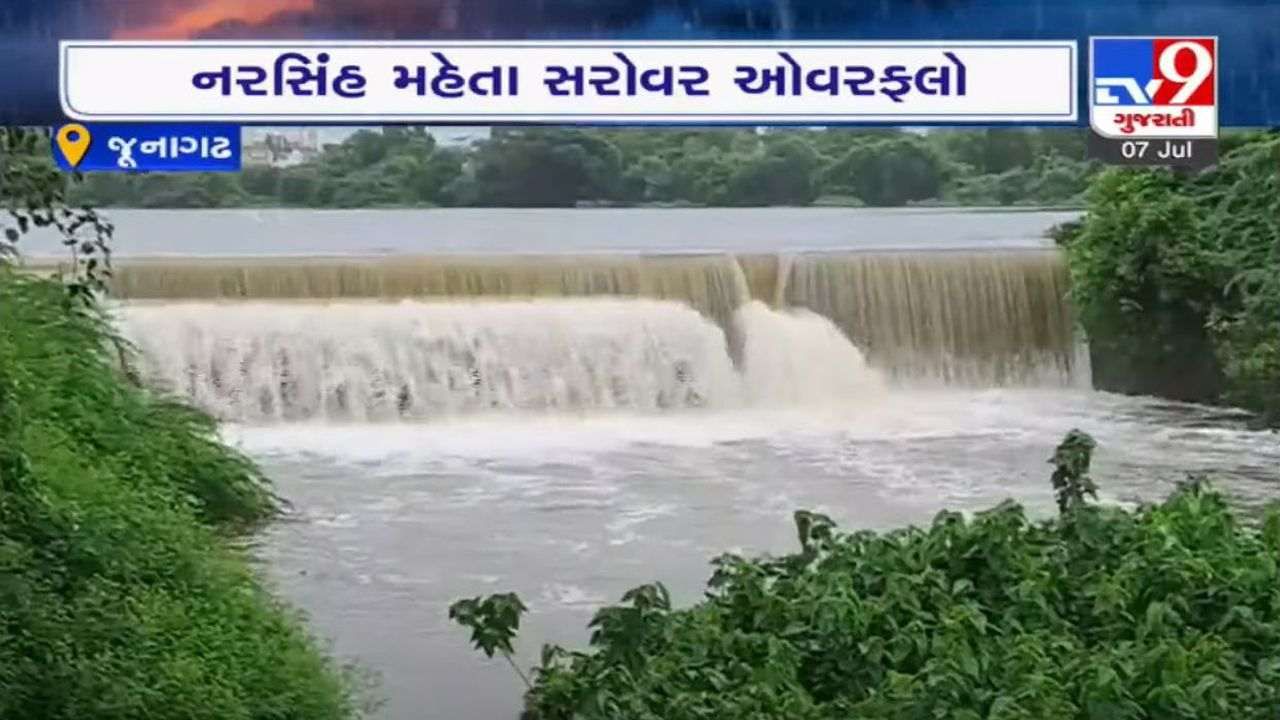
left=74, top=203, right=1087, bottom=213
left=18, top=207, right=1079, bottom=261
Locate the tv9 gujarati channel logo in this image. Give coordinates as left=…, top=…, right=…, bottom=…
left=1090, top=37, right=1217, bottom=139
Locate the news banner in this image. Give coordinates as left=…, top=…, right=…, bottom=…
left=51, top=37, right=1218, bottom=172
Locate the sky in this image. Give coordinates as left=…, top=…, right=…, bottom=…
left=5, top=1, right=1278, bottom=41
left=107, top=0, right=463, bottom=39
left=112, top=0, right=318, bottom=39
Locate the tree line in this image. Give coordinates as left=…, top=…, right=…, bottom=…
left=70, top=127, right=1098, bottom=209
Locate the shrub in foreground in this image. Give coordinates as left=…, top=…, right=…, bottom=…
left=456, top=432, right=1280, bottom=719
left=0, top=269, right=361, bottom=720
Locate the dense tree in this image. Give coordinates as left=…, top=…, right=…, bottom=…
left=725, top=134, right=823, bottom=206
left=932, top=128, right=1037, bottom=174
left=1061, top=135, right=1280, bottom=424
left=66, top=128, right=1097, bottom=209
left=466, top=129, right=625, bottom=207
left=622, top=155, right=677, bottom=202
left=824, top=136, right=947, bottom=207
left=239, top=165, right=281, bottom=197
left=278, top=168, right=320, bottom=206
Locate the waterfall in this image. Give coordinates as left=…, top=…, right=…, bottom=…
left=117, top=299, right=884, bottom=423
left=109, top=249, right=1086, bottom=396
left=780, top=251, right=1079, bottom=386
left=733, top=301, right=887, bottom=406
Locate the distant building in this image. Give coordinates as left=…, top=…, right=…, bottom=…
left=428, top=126, right=491, bottom=147
left=241, top=127, right=324, bottom=167
left=241, top=126, right=491, bottom=166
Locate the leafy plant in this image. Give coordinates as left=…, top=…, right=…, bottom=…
left=450, top=592, right=532, bottom=688
left=1, top=126, right=114, bottom=303
left=1049, top=428, right=1097, bottom=513
left=455, top=432, right=1280, bottom=719
left=1065, top=136, right=1280, bottom=425
left=2, top=129, right=363, bottom=719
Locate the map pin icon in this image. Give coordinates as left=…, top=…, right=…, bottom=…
left=56, top=124, right=92, bottom=168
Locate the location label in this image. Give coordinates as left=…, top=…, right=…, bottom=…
left=55, top=123, right=92, bottom=168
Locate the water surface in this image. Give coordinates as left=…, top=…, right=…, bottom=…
left=23, top=207, right=1079, bottom=257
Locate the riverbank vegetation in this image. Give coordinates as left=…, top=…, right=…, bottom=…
left=1, top=127, right=362, bottom=719
left=1059, top=133, right=1280, bottom=426
left=455, top=432, right=1280, bottom=719
left=0, top=270, right=364, bottom=719
left=70, top=127, right=1098, bottom=209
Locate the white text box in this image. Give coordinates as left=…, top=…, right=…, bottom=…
left=62, top=41, right=1077, bottom=123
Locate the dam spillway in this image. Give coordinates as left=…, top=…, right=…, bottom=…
left=111, top=250, right=1085, bottom=422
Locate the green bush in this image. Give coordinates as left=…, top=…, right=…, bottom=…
left=0, top=269, right=362, bottom=720
left=0, top=272, right=276, bottom=527
left=1200, top=138, right=1280, bottom=423
left=457, top=432, right=1280, bottom=719
left=1064, top=136, right=1280, bottom=423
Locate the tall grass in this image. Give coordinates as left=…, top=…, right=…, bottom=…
left=0, top=268, right=362, bottom=719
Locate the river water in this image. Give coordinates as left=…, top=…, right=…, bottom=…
left=22, top=206, right=1081, bottom=257
left=82, top=208, right=1277, bottom=720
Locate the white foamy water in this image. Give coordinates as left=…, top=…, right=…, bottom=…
left=117, top=299, right=886, bottom=422
left=734, top=301, right=887, bottom=405
left=119, top=300, right=742, bottom=420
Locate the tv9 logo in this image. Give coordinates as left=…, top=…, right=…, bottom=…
left=1090, top=37, right=1218, bottom=139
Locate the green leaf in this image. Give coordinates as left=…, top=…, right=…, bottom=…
left=1263, top=504, right=1280, bottom=555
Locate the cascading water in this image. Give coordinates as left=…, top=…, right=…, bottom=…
left=733, top=301, right=887, bottom=406
left=121, top=300, right=741, bottom=422
left=781, top=251, right=1081, bottom=386
left=118, top=298, right=885, bottom=423
left=112, top=249, right=1088, bottom=416
left=108, top=254, right=752, bottom=332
